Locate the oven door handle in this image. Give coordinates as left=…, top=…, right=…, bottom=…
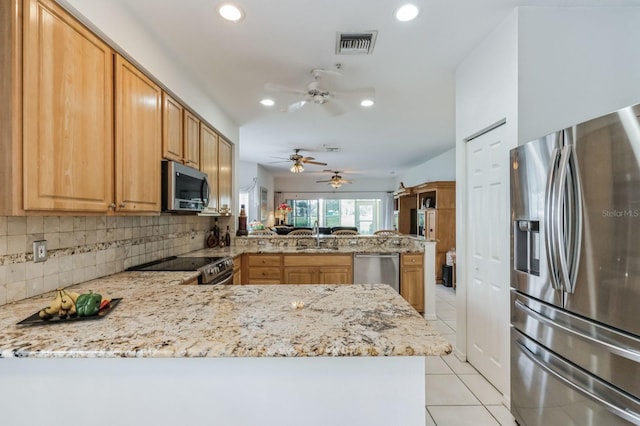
left=206, top=270, right=233, bottom=285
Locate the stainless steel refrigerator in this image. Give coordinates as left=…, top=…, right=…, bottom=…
left=510, top=104, right=640, bottom=425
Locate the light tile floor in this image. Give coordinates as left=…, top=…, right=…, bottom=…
left=425, top=285, right=517, bottom=426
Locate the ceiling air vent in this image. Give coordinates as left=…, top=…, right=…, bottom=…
left=335, top=31, right=377, bottom=55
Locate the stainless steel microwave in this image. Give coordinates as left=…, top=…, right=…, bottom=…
left=161, top=160, right=209, bottom=212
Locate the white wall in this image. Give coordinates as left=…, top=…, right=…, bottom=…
left=58, top=0, right=239, bottom=144
left=455, top=10, right=519, bottom=364
left=257, top=166, right=276, bottom=224
left=455, top=5, right=640, bottom=401
left=396, top=148, right=456, bottom=188
left=517, top=7, right=640, bottom=142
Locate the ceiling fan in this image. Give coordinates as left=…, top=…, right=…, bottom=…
left=316, top=171, right=353, bottom=188
left=264, top=68, right=374, bottom=116
left=269, top=149, right=328, bottom=173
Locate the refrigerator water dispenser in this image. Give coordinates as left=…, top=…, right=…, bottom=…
left=514, top=220, right=540, bottom=276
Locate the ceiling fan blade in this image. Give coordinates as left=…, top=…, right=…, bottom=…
left=264, top=82, right=307, bottom=95
left=322, top=100, right=345, bottom=116
left=311, top=68, right=342, bottom=78
left=268, top=160, right=292, bottom=164
left=304, top=160, right=328, bottom=166
left=315, top=179, right=331, bottom=183
left=285, top=100, right=307, bottom=113
left=300, top=156, right=316, bottom=161
left=334, top=87, right=376, bottom=98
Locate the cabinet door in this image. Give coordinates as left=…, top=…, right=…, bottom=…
left=200, top=124, right=219, bottom=212
left=218, top=137, right=232, bottom=212
left=401, top=267, right=424, bottom=313
left=284, top=268, right=316, bottom=284
left=233, top=256, right=242, bottom=285
left=318, top=267, right=352, bottom=284
left=162, top=92, right=183, bottom=162
left=115, top=55, right=161, bottom=212
left=23, top=0, right=113, bottom=211
left=183, top=110, right=200, bottom=169
left=426, top=210, right=437, bottom=241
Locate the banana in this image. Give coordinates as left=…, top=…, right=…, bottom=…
left=59, top=289, right=79, bottom=316
left=38, top=289, right=64, bottom=320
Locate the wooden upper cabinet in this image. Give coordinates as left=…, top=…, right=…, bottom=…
left=162, top=92, right=183, bottom=162
left=115, top=54, right=162, bottom=213
left=200, top=123, right=219, bottom=212
left=22, top=0, right=114, bottom=212
left=218, top=137, right=232, bottom=211
left=183, top=110, right=200, bottom=169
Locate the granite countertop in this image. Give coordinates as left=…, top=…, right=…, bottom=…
left=0, top=272, right=451, bottom=359
left=191, top=234, right=431, bottom=257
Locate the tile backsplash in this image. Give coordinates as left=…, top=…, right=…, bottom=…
left=0, top=215, right=232, bottom=306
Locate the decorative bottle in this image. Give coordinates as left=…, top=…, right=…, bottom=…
left=225, top=226, right=232, bottom=246
left=237, top=204, right=248, bottom=236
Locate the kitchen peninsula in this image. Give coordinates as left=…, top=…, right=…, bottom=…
left=210, top=234, right=439, bottom=319
left=0, top=267, right=450, bottom=426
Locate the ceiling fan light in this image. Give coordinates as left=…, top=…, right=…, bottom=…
left=360, top=99, right=374, bottom=107
left=218, top=4, right=245, bottom=22
left=260, top=98, right=274, bottom=107
left=290, top=162, right=304, bottom=173
left=331, top=181, right=342, bottom=189
left=395, top=4, right=419, bottom=22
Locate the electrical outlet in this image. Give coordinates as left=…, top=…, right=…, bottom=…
left=33, top=240, right=47, bottom=263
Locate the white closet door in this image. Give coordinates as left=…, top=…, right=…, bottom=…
left=465, top=123, right=511, bottom=395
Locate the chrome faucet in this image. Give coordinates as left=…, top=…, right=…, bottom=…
left=313, top=220, right=320, bottom=246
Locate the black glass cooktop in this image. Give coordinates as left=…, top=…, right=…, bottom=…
left=128, top=256, right=223, bottom=272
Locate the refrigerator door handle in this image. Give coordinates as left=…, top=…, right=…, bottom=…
left=515, top=335, right=640, bottom=425
left=515, top=298, right=640, bottom=363
left=556, top=142, right=583, bottom=294
left=567, top=142, right=583, bottom=293
left=544, top=146, right=562, bottom=290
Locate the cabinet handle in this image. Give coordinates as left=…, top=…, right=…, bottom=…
left=108, top=203, right=116, bottom=209
left=119, top=203, right=126, bottom=208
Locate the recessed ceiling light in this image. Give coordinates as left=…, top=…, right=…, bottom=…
left=395, top=4, right=419, bottom=22
left=360, top=99, right=375, bottom=107
left=218, top=4, right=245, bottom=22
left=260, top=98, right=274, bottom=107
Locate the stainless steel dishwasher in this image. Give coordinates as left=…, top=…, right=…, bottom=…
left=353, top=253, right=400, bottom=293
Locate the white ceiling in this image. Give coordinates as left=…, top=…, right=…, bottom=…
left=101, top=0, right=640, bottom=180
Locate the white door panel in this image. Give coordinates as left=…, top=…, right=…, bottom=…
left=466, top=124, right=510, bottom=395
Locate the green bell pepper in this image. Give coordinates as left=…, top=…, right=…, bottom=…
left=76, top=291, right=102, bottom=317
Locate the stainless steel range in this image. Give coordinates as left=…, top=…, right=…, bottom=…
left=128, top=256, right=234, bottom=285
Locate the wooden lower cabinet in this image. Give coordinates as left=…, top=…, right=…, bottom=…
left=244, top=254, right=282, bottom=284
left=232, top=255, right=242, bottom=285
left=401, top=253, right=424, bottom=313
left=283, top=254, right=352, bottom=284
left=242, top=253, right=353, bottom=285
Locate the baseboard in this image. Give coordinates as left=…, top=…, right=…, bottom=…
left=454, top=346, right=466, bottom=362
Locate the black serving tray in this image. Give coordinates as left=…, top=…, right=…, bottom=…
left=17, top=298, right=122, bottom=325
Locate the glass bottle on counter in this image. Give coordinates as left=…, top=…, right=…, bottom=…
left=225, top=226, right=232, bottom=246
left=237, top=204, right=248, bottom=236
